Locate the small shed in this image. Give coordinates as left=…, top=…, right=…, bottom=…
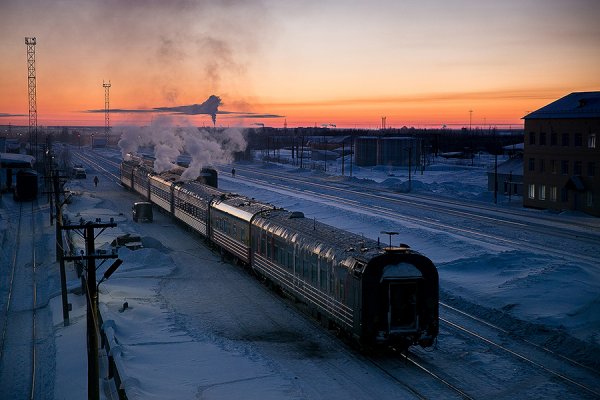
left=1, top=153, right=35, bottom=192
left=487, top=155, right=523, bottom=196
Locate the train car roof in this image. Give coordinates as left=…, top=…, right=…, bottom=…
left=254, top=209, right=385, bottom=263
left=174, top=180, right=225, bottom=198
left=154, top=171, right=182, bottom=183
left=212, top=194, right=275, bottom=222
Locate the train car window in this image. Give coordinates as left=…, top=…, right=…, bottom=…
left=320, top=268, right=326, bottom=290
left=294, top=249, right=300, bottom=275
left=303, top=252, right=309, bottom=279
left=311, top=254, right=318, bottom=285
left=273, top=241, right=279, bottom=262
left=261, top=234, right=266, bottom=255
left=241, top=227, right=246, bottom=245
left=287, top=251, right=293, bottom=270
left=278, top=241, right=284, bottom=265
left=267, top=236, right=272, bottom=259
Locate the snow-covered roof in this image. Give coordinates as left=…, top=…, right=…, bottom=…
left=523, top=92, right=600, bottom=119
left=487, top=155, right=523, bottom=176
left=503, top=142, right=523, bottom=151
left=0, top=152, right=35, bottom=168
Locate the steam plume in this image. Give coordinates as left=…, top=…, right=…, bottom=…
left=118, top=115, right=246, bottom=179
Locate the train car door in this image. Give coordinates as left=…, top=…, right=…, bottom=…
left=387, top=281, right=419, bottom=332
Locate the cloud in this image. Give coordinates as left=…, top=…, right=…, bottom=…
left=0, top=112, right=27, bottom=117
left=85, top=95, right=284, bottom=122
left=259, top=88, right=572, bottom=108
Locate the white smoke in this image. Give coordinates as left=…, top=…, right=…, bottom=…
left=117, top=115, right=247, bottom=179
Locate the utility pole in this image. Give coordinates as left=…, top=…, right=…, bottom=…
left=341, top=140, right=345, bottom=176
left=103, top=81, right=111, bottom=146
left=349, top=133, right=353, bottom=177
left=469, top=109, right=473, bottom=132
left=54, top=172, right=71, bottom=325
left=494, top=152, right=498, bottom=204
left=63, top=219, right=118, bottom=400
left=408, top=146, right=412, bottom=192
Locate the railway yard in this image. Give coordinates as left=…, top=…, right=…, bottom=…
left=1, top=145, right=599, bottom=399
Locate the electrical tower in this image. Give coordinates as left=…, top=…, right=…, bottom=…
left=25, top=37, right=37, bottom=158
left=103, top=80, right=111, bottom=145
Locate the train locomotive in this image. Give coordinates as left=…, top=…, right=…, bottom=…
left=120, top=155, right=439, bottom=349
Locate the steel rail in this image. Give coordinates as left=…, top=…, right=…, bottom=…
left=0, top=203, right=23, bottom=363
left=29, top=200, right=38, bottom=400
left=440, top=317, right=600, bottom=397
left=217, top=167, right=599, bottom=264
left=227, top=164, right=600, bottom=233
left=440, top=301, right=600, bottom=375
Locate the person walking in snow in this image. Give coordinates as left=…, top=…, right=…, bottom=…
left=94, top=176, right=99, bottom=187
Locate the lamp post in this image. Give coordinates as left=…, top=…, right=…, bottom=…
left=403, top=145, right=412, bottom=192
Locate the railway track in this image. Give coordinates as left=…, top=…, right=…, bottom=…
left=437, top=303, right=600, bottom=398
left=216, top=166, right=599, bottom=264
left=223, top=163, right=600, bottom=234
left=0, top=200, right=40, bottom=399
left=76, top=148, right=600, bottom=398
left=79, top=149, right=599, bottom=263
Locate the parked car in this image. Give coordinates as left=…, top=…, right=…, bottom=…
left=132, top=201, right=153, bottom=222
left=73, top=167, right=87, bottom=179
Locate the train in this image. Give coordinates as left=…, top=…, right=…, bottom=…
left=14, top=169, right=39, bottom=201
left=120, top=155, right=439, bottom=349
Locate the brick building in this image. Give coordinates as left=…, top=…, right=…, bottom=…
left=523, top=92, right=600, bottom=216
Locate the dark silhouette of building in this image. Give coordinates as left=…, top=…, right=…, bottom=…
left=523, top=92, right=599, bottom=216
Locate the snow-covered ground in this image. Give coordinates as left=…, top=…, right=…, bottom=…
left=218, top=155, right=600, bottom=349
left=2, top=145, right=599, bottom=399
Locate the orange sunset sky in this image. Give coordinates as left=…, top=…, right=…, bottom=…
left=1, top=0, right=599, bottom=129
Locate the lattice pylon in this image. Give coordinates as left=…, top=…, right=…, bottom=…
left=25, top=37, right=37, bottom=155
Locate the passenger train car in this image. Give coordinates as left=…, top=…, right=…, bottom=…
left=14, top=169, right=39, bottom=201
left=120, top=156, right=439, bottom=349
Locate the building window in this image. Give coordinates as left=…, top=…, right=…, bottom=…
left=550, top=160, right=557, bottom=174
left=561, top=188, right=569, bottom=202
left=528, top=184, right=535, bottom=199
left=551, top=132, right=557, bottom=146
left=529, top=132, right=536, bottom=145
left=562, top=133, right=569, bottom=146
left=589, top=134, right=597, bottom=148
left=587, top=192, right=594, bottom=207
left=540, top=132, right=547, bottom=145
left=539, top=159, right=545, bottom=172
left=539, top=184, right=546, bottom=200
left=550, top=186, right=557, bottom=202
left=528, top=158, right=535, bottom=171
left=575, top=133, right=583, bottom=146
left=574, top=161, right=582, bottom=175
left=561, top=160, right=569, bottom=175
left=588, top=162, right=596, bottom=177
